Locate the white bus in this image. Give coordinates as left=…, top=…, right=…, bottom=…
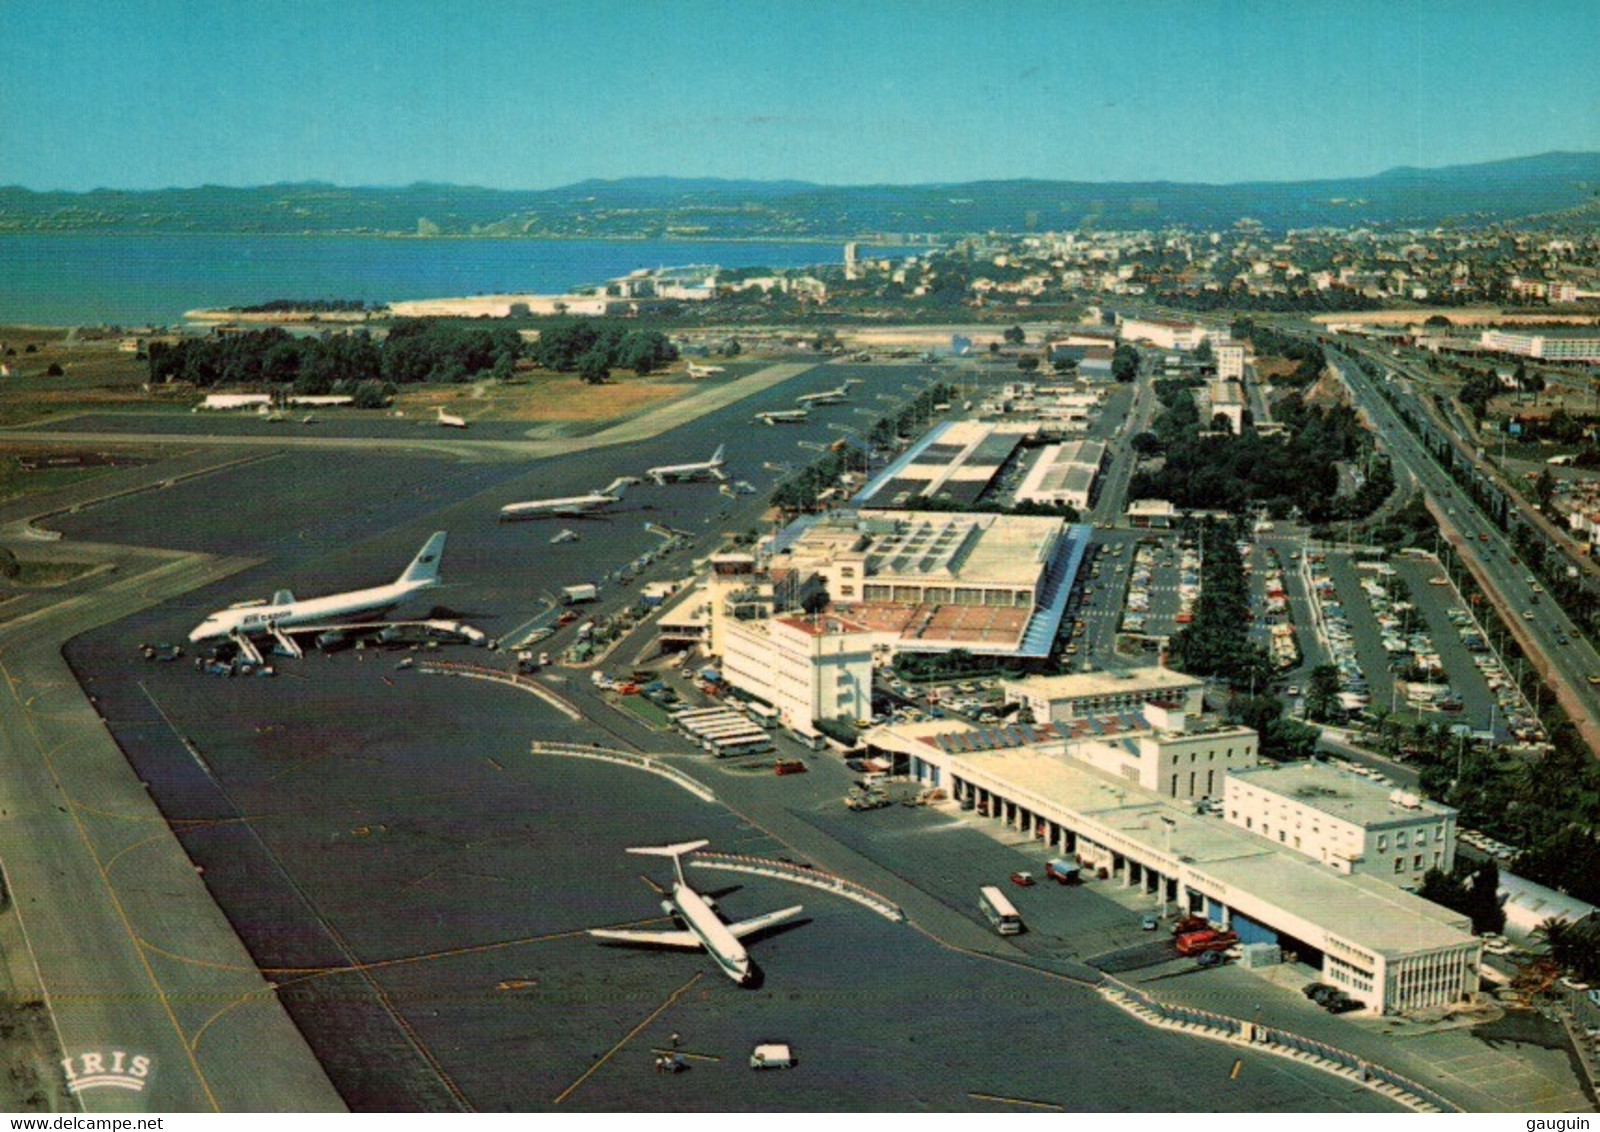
left=711, top=734, right=775, bottom=758
left=744, top=701, right=781, bottom=730
left=978, top=885, right=1024, bottom=935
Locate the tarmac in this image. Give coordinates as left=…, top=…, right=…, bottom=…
left=0, top=356, right=1581, bottom=1111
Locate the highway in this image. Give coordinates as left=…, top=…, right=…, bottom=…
left=1326, top=347, right=1600, bottom=750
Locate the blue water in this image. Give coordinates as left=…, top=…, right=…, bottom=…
left=0, top=233, right=863, bottom=326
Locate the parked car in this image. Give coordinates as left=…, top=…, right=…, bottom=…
left=1010, top=871, right=1037, bottom=887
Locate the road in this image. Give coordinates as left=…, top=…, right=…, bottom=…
left=1326, top=348, right=1600, bottom=750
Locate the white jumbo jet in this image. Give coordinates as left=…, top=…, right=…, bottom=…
left=188, top=532, right=447, bottom=644
left=436, top=407, right=468, bottom=428
left=685, top=363, right=726, bottom=379
left=754, top=409, right=809, bottom=426
left=796, top=379, right=860, bottom=406
left=498, top=477, right=640, bottom=521
left=645, top=445, right=726, bottom=484
left=588, top=840, right=802, bottom=986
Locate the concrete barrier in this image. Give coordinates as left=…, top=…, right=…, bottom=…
left=528, top=740, right=715, bottom=803
left=690, top=852, right=905, bottom=923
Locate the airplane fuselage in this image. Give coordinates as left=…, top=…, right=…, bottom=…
left=669, top=882, right=753, bottom=984
left=189, top=582, right=425, bottom=642
left=499, top=494, right=615, bottom=519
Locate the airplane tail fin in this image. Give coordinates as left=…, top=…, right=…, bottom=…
left=397, top=531, right=448, bottom=587
left=272, top=589, right=296, bottom=606
left=711, top=445, right=725, bottom=464
left=627, top=839, right=711, bottom=886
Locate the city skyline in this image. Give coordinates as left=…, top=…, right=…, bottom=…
left=4, top=0, right=1599, bottom=192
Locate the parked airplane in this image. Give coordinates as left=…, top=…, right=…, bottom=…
left=188, top=532, right=447, bottom=644
left=499, top=477, right=640, bottom=521
left=436, top=407, right=468, bottom=429
left=646, top=445, right=726, bottom=484
left=754, top=409, right=809, bottom=426
left=796, top=379, right=860, bottom=406
left=588, top=840, right=802, bottom=986
left=686, top=363, right=726, bottom=379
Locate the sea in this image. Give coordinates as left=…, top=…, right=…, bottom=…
left=0, top=233, right=884, bottom=327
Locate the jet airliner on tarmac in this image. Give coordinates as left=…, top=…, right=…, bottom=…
left=754, top=409, right=809, bottom=426
left=498, top=477, right=640, bottom=520
left=436, top=407, right=468, bottom=428
left=685, top=363, right=726, bottom=378
left=796, top=379, right=860, bottom=406
left=188, top=532, right=447, bottom=643
left=645, top=445, right=726, bottom=484
left=588, top=840, right=802, bottom=986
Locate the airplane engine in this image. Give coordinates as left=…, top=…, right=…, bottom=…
left=660, top=900, right=675, bottom=917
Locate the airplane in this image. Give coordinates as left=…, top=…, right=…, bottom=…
left=754, top=408, right=809, bottom=426
left=796, top=379, right=861, bottom=406
left=588, top=840, right=802, bottom=986
left=686, top=363, right=726, bottom=379
left=436, top=406, right=468, bottom=429
left=645, top=445, right=726, bottom=485
left=188, top=532, right=447, bottom=645
left=499, top=477, right=640, bottom=521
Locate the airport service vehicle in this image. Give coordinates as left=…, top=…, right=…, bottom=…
left=561, top=583, right=598, bottom=605
left=750, top=1043, right=796, bottom=1070
left=646, top=445, right=727, bottom=484
left=188, top=532, right=447, bottom=646
left=588, top=839, right=802, bottom=986
left=1176, top=929, right=1238, bottom=956
left=1010, top=871, right=1036, bottom=887
left=773, top=760, right=808, bottom=776
left=1171, top=915, right=1209, bottom=935
left=1044, top=858, right=1081, bottom=884
left=979, top=885, right=1024, bottom=936
left=499, top=477, right=638, bottom=521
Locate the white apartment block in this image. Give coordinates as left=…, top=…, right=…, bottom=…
left=1224, top=762, right=1457, bottom=889
left=1213, top=338, right=1246, bottom=380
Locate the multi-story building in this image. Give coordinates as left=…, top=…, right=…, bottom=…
left=721, top=612, right=873, bottom=737
left=1224, top=762, right=1456, bottom=889
left=1118, top=316, right=1207, bottom=351
left=1480, top=329, right=1600, bottom=361
left=1206, top=378, right=1245, bottom=433
left=1213, top=338, right=1246, bottom=380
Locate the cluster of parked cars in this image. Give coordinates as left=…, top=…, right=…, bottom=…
left=1459, top=829, right=1518, bottom=863
left=1303, top=982, right=1362, bottom=1014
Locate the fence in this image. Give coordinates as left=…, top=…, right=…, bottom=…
left=528, top=740, right=715, bottom=803
left=1101, top=981, right=1459, bottom=1113
left=690, top=852, right=905, bottom=923
left=419, top=661, right=581, bottom=720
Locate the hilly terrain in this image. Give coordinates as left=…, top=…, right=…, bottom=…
left=3, top=152, right=1598, bottom=239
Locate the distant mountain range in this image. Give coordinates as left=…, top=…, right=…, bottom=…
left=4, top=152, right=1598, bottom=239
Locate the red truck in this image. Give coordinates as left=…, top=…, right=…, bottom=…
left=1176, top=929, right=1239, bottom=956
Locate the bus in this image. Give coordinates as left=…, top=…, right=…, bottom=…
left=744, top=701, right=781, bottom=730
left=711, top=734, right=775, bottom=758
left=978, top=885, right=1024, bottom=936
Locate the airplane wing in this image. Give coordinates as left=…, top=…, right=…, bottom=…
left=588, top=927, right=704, bottom=949
left=726, top=905, right=803, bottom=940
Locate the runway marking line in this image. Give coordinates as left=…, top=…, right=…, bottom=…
left=552, top=971, right=703, bottom=1106
left=967, top=1092, right=1064, bottom=1110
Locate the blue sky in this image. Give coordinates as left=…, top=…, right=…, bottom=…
left=4, top=0, right=1597, bottom=191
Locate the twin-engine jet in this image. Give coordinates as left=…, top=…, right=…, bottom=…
left=588, top=840, right=803, bottom=986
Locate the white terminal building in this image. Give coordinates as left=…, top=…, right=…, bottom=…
left=720, top=611, right=874, bottom=738
left=864, top=668, right=1479, bottom=1015
left=1013, top=439, right=1106, bottom=510
left=1118, top=316, right=1208, bottom=352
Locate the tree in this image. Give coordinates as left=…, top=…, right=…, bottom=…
left=1003, top=324, right=1026, bottom=345
left=1304, top=664, right=1342, bottom=723
left=578, top=349, right=611, bottom=385
left=1112, top=343, right=1139, bottom=382
left=1130, top=431, right=1163, bottom=458
left=1017, top=355, right=1040, bottom=373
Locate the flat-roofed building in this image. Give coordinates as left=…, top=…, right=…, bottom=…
left=863, top=717, right=1479, bottom=1014
left=1206, top=378, right=1246, bottom=433
left=1119, top=316, right=1207, bottom=351
left=1224, top=762, right=1457, bottom=889
left=771, top=510, right=1087, bottom=658
left=1015, top=440, right=1106, bottom=509
left=721, top=613, right=873, bottom=737
left=1214, top=338, right=1246, bottom=380
left=1480, top=329, right=1600, bottom=361
left=1002, top=666, right=1205, bottom=722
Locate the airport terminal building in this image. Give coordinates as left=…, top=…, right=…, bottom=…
left=864, top=672, right=1480, bottom=1015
